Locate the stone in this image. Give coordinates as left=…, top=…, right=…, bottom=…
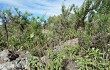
left=0, top=50, right=19, bottom=62
left=63, top=38, right=79, bottom=46
left=62, top=59, right=78, bottom=70
left=41, top=55, right=50, bottom=66
left=53, top=45, right=64, bottom=54
left=0, top=50, right=31, bottom=70
left=53, top=38, right=79, bottom=54
left=8, top=50, right=19, bottom=61
left=0, top=50, right=11, bottom=62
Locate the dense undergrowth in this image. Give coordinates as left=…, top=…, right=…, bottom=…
left=0, top=0, right=110, bottom=70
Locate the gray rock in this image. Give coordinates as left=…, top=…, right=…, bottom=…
left=41, top=55, right=50, bottom=66
left=63, top=38, right=79, bottom=46
left=0, top=50, right=19, bottom=62
left=53, top=45, right=64, bottom=54
left=0, top=50, right=31, bottom=70
left=0, top=62, right=15, bottom=70
left=62, top=59, right=78, bottom=70
left=0, top=50, right=11, bottom=62
left=53, top=38, right=79, bottom=54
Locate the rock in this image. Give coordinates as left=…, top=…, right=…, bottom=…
left=53, top=38, right=79, bottom=54
left=0, top=58, right=29, bottom=70
left=0, top=50, right=19, bottom=62
left=53, top=45, right=64, bottom=54
left=63, top=38, right=79, bottom=46
left=41, top=55, right=50, bottom=66
left=8, top=50, right=19, bottom=61
left=42, top=29, right=51, bottom=35
left=0, top=62, right=15, bottom=70
left=18, top=50, right=31, bottom=58
left=0, top=50, right=10, bottom=62
left=62, top=59, right=78, bottom=70
left=0, top=50, right=31, bottom=70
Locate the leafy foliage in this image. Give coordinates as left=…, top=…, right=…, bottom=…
left=0, top=0, right=110, bottom=69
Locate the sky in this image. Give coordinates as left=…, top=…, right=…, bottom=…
left=0, top=0, right=84, bottom=24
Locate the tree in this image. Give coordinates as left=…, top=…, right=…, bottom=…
left=0, top=10, right=11, bottom=47
left=72, top=0, right=105, bottom=30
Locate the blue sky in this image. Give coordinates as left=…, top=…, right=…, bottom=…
left=0, top=0, right=84, bottom=24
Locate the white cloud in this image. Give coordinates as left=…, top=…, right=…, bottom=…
left=0, top=0, right=84, bottom=16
